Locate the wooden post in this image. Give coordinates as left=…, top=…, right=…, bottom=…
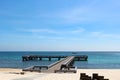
left=39, top=57, right=42, bottom=60
left=58, top=57, right=61, bottom=61
left=49, top=57, right=51, bottom=61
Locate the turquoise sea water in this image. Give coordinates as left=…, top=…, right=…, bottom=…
left=0, top=51, right=120, bottom=69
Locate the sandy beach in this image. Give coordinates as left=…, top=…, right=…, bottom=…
left=0, top=68, right=120, bottom=80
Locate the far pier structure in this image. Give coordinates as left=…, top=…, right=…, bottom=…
left=22, top=55, right=88, bottom=61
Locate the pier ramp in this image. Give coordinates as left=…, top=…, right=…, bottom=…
left=45, top=56, right=75, bottom=73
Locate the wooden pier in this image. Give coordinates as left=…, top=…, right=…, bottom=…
left=23, top=56, right=77, bottom=73
left=22, top=55, right=88, bottom=61
left=22, top=55, right=88, bottom=73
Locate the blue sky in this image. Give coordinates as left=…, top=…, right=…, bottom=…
left=1, top=0, right=120, bottom=51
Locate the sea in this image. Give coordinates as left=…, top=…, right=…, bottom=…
left=0, top=51, right=120, bottom=69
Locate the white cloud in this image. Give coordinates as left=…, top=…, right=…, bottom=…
left=24, top=29, right=56, bottom=33
left=69, top=28, right=85, bottom=34
left=20, top=28, right=85, bottom=34
left=38, top=0, right=120, bottom=24
left=16, top=28, right=86, bottom=41
left=19, top=28, right=120, bottom=39
left=90, top=31, right=120, bottom=39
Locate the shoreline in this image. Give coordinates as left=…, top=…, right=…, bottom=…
left=1, top=67, right=120, bottom=72
left=0, top=68, right=120, bottom=80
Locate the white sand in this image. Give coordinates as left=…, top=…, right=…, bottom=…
left=0, top=68, right=120, bottom=80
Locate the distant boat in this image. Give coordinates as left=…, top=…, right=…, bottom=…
left=72, top=52, right=77, bottom=54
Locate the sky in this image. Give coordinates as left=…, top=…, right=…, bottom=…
left=1, top=0, right=120, bottom=51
